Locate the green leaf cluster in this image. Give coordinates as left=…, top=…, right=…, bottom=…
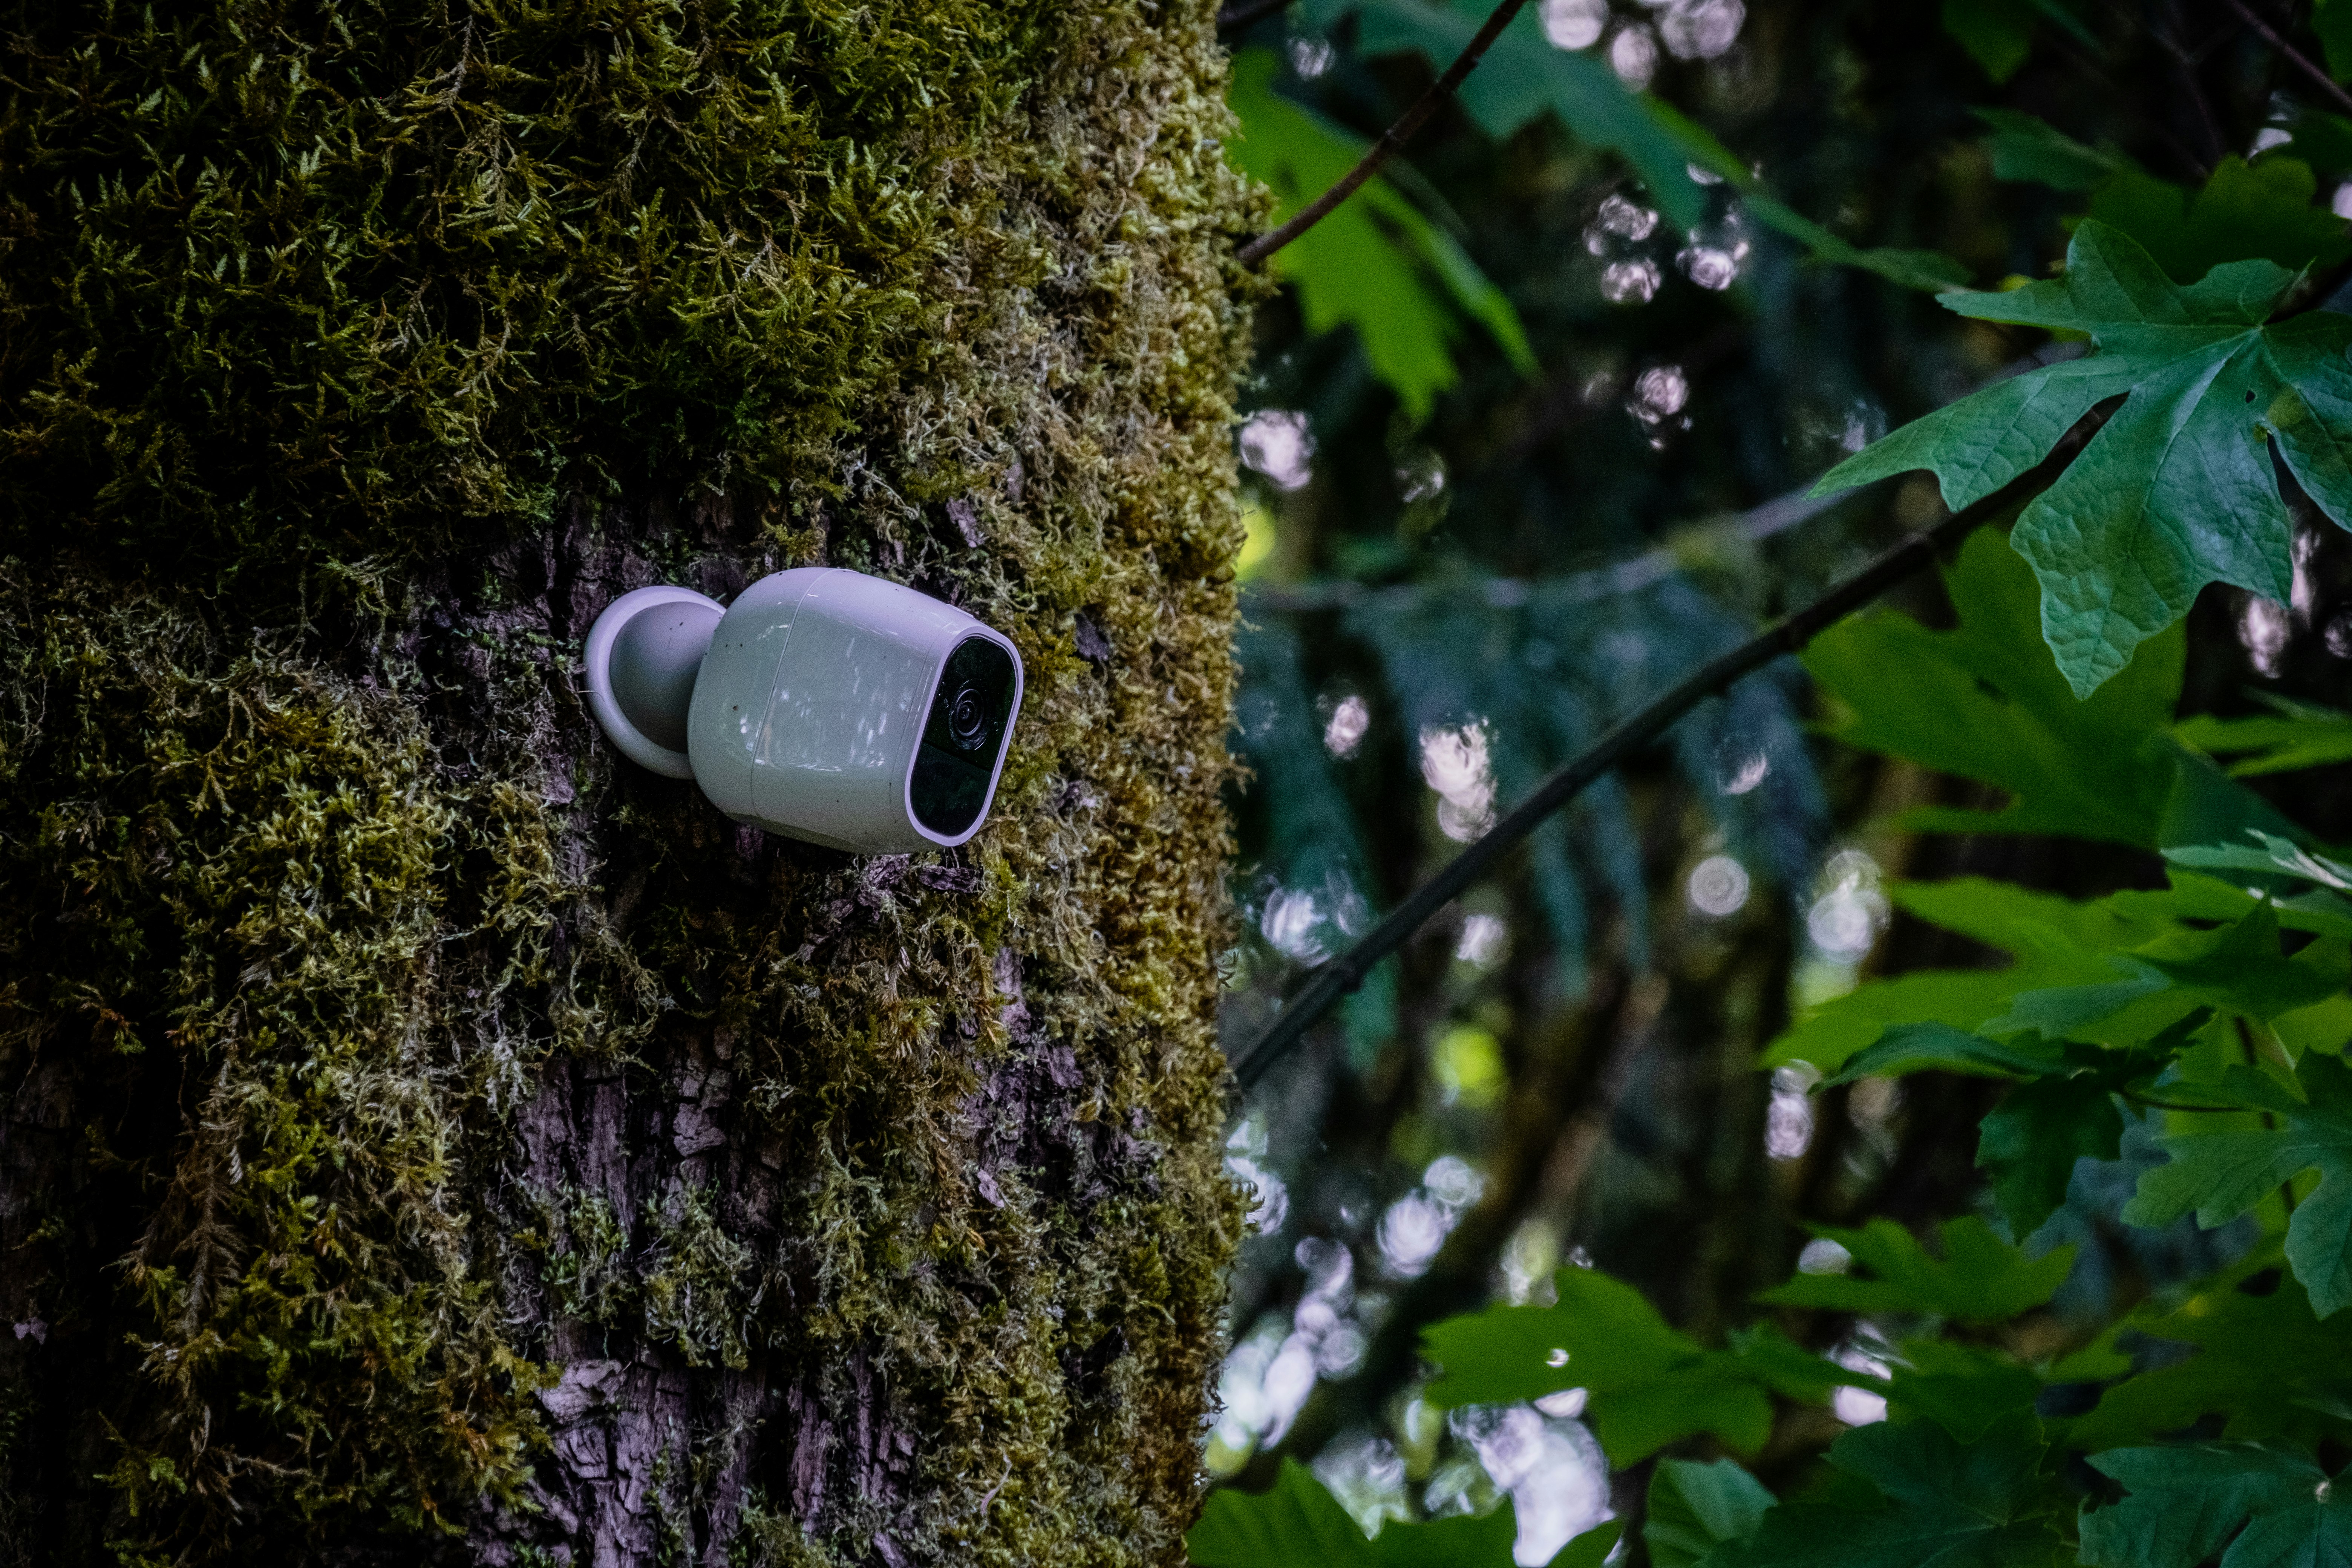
left=1198, top=25, right=2352, bottom=1568
left=1226, top=49, right=1537, bottom=420
left=1194, top=505, right=2352, bottom=1568
left=1287, top=0, right=1975, bottom=312
left=1975, top=112, right=2351, bottom=283
left=1419, top=1264, right=1778, bottom=1463
left=1817, top=220, right=2352, bottom=695
left=1190, top=1458, right=1621, bottom=1568
left=1942, top=0, right=2095, bottom=84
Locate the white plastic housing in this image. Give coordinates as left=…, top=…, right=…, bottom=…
left=686, top=568, right=1024, bottom=853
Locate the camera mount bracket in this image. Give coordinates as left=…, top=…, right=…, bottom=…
left=583, top=584, right=724, bottom=779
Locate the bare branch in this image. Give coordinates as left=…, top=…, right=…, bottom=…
left=2224, top=0, right=2352, bottom=118
left=1236, top=0, right=1536, bottom=270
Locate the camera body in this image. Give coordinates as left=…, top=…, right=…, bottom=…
left=585, top=568, right=1023, bottom=854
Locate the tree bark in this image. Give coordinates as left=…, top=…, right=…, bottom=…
left=0, top=2, right=1260, bottom=1564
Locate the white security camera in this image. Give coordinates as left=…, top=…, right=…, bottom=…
left=584, top=569, right=1024, bottom=854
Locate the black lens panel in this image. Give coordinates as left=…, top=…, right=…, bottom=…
left=911, top=636, right=1017, bottom=836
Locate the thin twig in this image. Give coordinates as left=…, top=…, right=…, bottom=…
left=1216, top=0, right=1291, bottom=32
left=2223, top=0, right=2352, bottom=118
left=1236, top=0, right=1536, bottom=270
left=1227, top=412, right=2115, bottom=1094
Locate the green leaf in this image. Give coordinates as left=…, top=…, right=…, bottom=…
left=1976, top=947, right=2296, bottom=1046
left=1817, top=220, right=2352, bottom=695
left=2124, top=868, right=2352, bottom=944
left=1421, top=1267, right=1772, bottom=1463
left=2168, top=831, right=2352, bottom=892
left=1825, top=1021, right=2068, bottom=1086
left=1802, top=527, right=2188, bottom=838
left=1645, top=1459, right=1776, bottom=1568
left=2314, top=0, right=2352, bottom=85
left=2079, top=1444, right=2345, bottom=1568
left=2044, top=1326, right=2134, bottom=1383
left=1975, top=108, right=2119, bottom=191
left=1709, top=1413, right=2069, bottom=1568
left=2158, top=841, right=2352, bottom=948
left=2321, top=0, right=2352, bottom=85
left=2179, top=695, right=2352, bottom=777
left=1886, top=1340, right=2047, bottom=1442
left=1731, top=188, right=1977, bottom=292
left=1964, top=104, right=2344, bottom=305
left=1301, top=0, right=1707, bottom=230
left=1725, top=1322, right=1881, bottom=1403
left=1903, top=875, right=2194, bottom=957
left=2073, top=1257, right=2352, bottom=1449
left=1774, top=520, right=2315, bottom=1074
left=2228, top=1482, right=2352, bottom=1566
left=1545, top=1522, right=1624, bottom=1568
left=1767, top=969, right=2095, bottom=1076
left=1225, top=50, right=1537, bottom=419
left=2277, top=108, right=2352, bottom=178
left=2158, top=751, right=2324, bottom=873
left=1978, top=966, right=2178, bottom=1040
left=1766, top=884, right=2324, bottom=1080
left=2279, top=990, right=2352, bottom=1057
left=1978, top=1075, right=2127, bottom=1237
left=1942, top=0, right=2040, bottom=83
left=1755, top=1216, right=2075, bottom=1323
left=1993, top=902, right=2352, bottom=1060
left=1766, top=872, right=2191, bottom=1074
left=2125, top=1054, right=2352, bottom=1317
left=2085, top=156, right=2352, bottom=285
left=1190, top=1461, right=1418, bottom=1566
left=2135, top=902, right=2346, bottom=1021
left=1188, top=1457, right=1588, bottom=1567
left=1308, top=0, right=1970, bottom=291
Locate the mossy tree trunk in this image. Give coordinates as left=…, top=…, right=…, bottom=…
left=0, top=3, right=1258, bottom=1563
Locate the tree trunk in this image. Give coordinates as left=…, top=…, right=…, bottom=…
left=0, top=3, right=1259, bottom=1563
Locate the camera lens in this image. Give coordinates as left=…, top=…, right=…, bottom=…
left=915, top=637, right=1019, bottom=837
left=946, top=683, right=988, bottom=750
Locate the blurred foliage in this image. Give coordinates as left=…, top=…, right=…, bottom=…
left=1229, top=48, right=1540, bottom=418
left=1201, top=0, right=2352, bottom=1564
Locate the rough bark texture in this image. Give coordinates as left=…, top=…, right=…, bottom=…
left=0, top=2, right=1260, bottom=1564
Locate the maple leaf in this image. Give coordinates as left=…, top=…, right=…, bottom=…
left=1754, top=1215, right=2074, bottom=1325
left=1419, top=1266, right=1773, bottom=1463
left=1187, top=1459, right=1620, bottom=1568
left=2079, top=1443, right=2352, bottom=1568
left=1817, top=220, right=2352, bottom=695
left=1709, top=1413, right=2070, bottom=1568
left=2126, top=1054, right=2352, bottom=1317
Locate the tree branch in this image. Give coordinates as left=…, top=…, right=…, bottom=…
left=1227, top=414, right=2114, bottom=1095
left=2223, top=0, right=2352, bottom=119
left=1235, top=0, right=1536, bottom=270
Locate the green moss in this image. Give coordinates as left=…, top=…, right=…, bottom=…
left=534, top=1187, right=638, bottom=1329
left=644, top=1186, right=758, bottom=1370
left=0, top=573, right=559, bottom=1556
left=0, top=0, right=1265, bottom=1561
left=734, top=1496, right=845, bottom=1568
left=0, top=0, right=1052, bottom=591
